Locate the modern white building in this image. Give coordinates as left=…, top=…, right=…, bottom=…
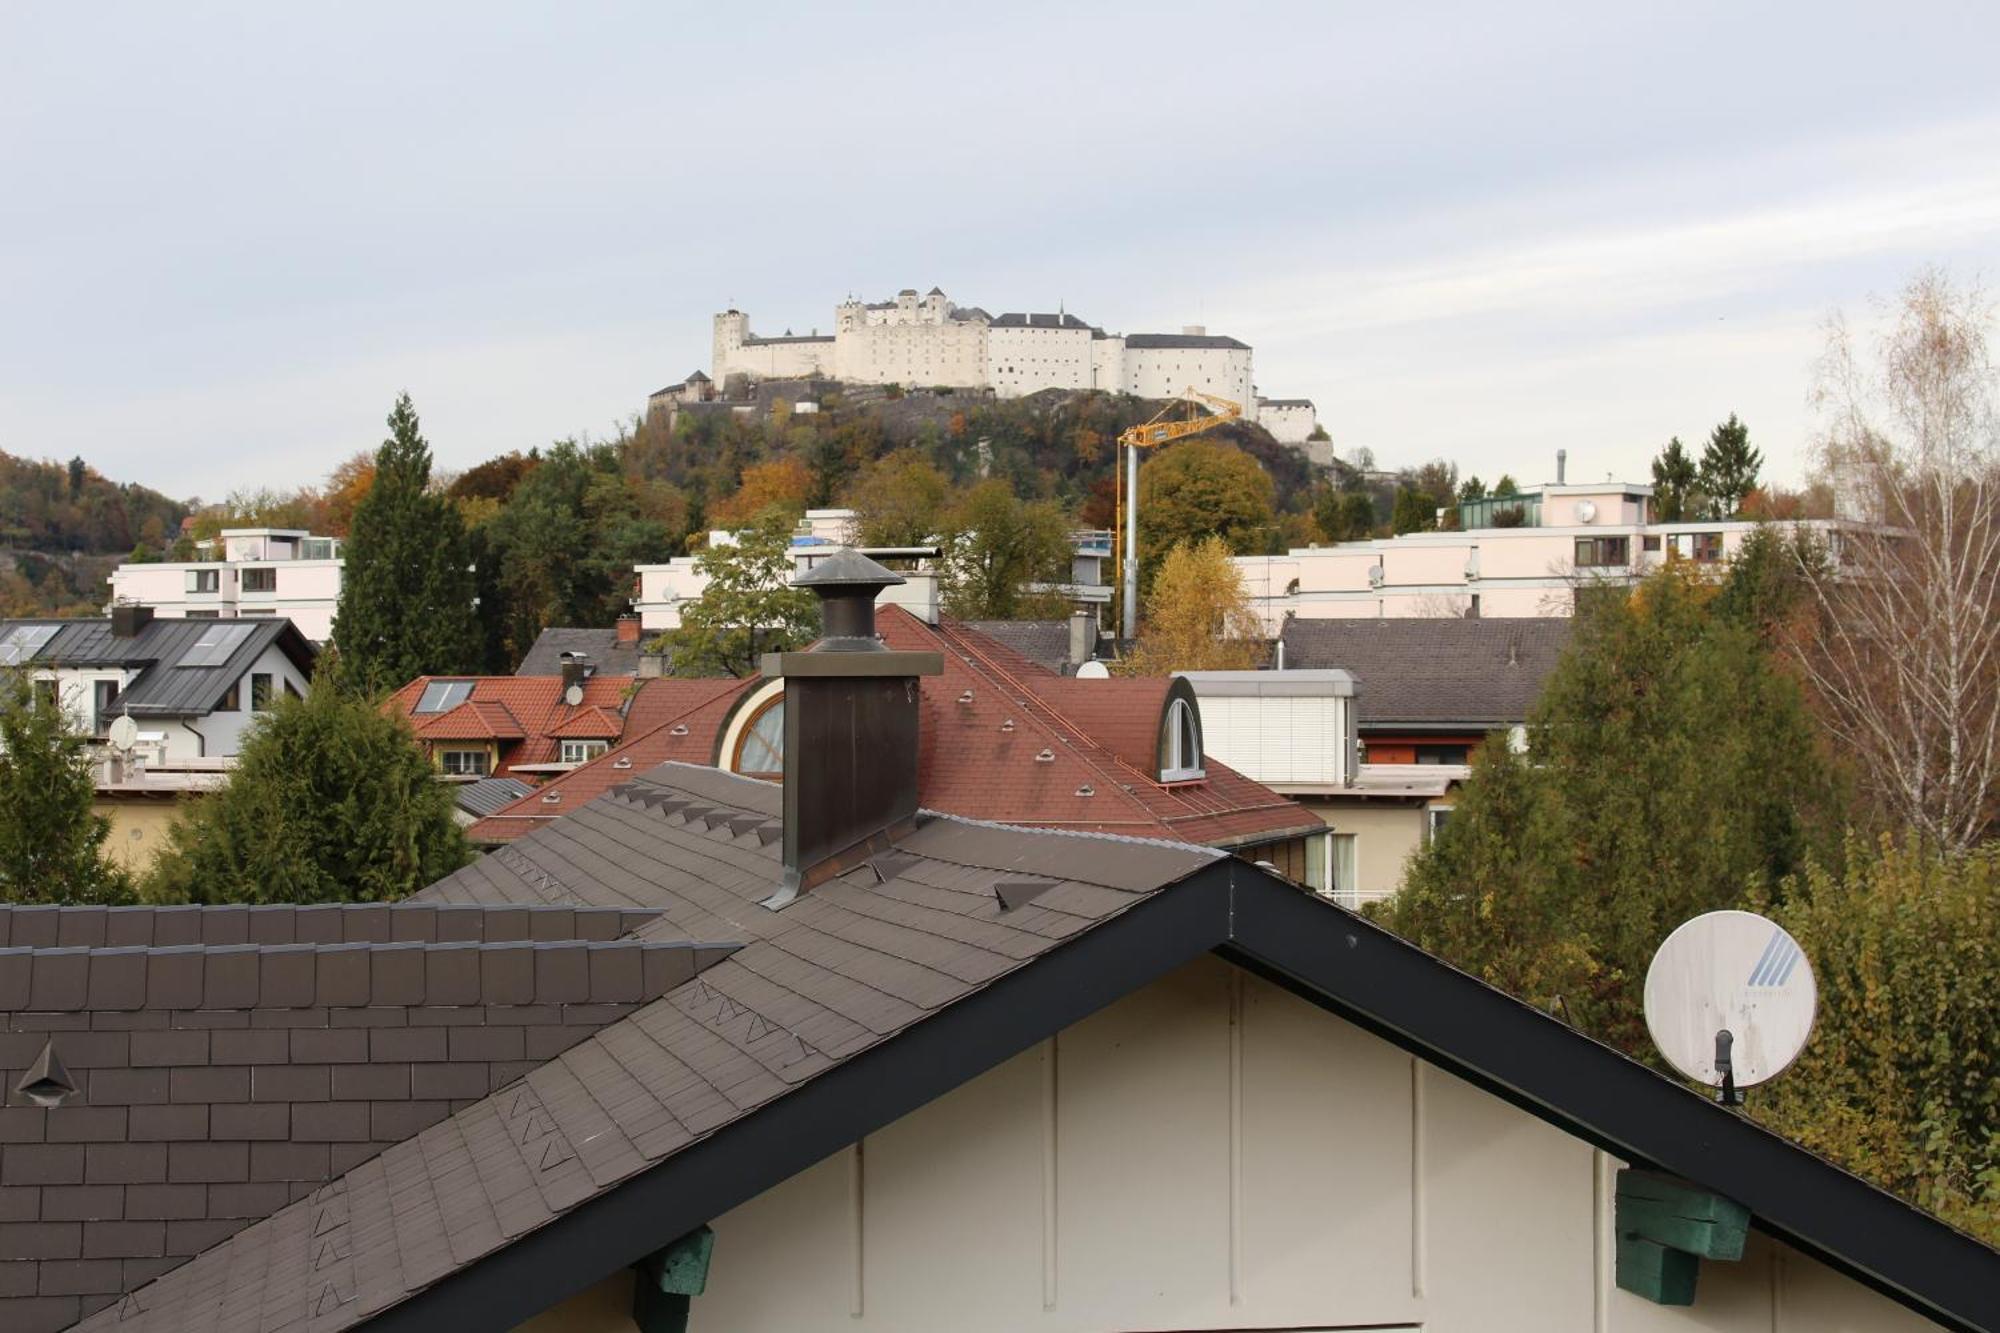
left=679, top=287, right=1316, bottom=436
left=1235, top=475, right=1841, bottom=632
left=106, top=527, right=345, bottom=641
left=633, top=509, right=1112, bottom=633
left=0, top=608, right=316, bottom=764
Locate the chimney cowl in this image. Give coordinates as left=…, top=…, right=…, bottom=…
left=559, top=654, right=590, bottom=693
left=793, top=549, right=906, bottom=651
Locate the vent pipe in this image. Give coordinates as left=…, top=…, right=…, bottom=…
left=1067, top=610, right=1098, bottom=671
left=1557, top=449, right=1567, bottom=485
left=761, top=551, right=942, bottom=908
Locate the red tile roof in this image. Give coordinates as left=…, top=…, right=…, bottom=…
left=468, top=611, right=1319, bottom=851
left=385, top=674, right=639, bottom=777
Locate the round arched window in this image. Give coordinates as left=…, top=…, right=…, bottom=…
left=732, top=696, right=785, bottom=780
left=1161, top=697, right=1205, bottom=782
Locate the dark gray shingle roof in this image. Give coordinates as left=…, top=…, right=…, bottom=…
left=991, top=312, right=1094, bottom=330
left=454, top=776, right=536, bottom=818
left=1279, top=617, right=1571, bottom=727
left=515, top=627, right=641, bottom=678
left=959, top=620, right=1070, bottom=674
left=1, top=616, right=316, bottom=718
left=1124, top=332, right=1250, bottom=350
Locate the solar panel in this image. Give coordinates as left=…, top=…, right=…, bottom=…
left=176, top=623, right=255, bottom=667
left=0, top=624, right=60, bottom=665
left=416, top=680, right=475, bottom=713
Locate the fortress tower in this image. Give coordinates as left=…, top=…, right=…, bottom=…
left=712, top=310, right=750, bottom=382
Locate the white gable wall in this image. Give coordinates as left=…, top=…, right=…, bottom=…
left=516, top=955, right=1936, bottom=1333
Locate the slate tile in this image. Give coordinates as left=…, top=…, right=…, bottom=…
left=315, top=943, right=372, bottom=1008
left=121, top=1183, right=207, bottom=1220
left=288, top=1028, right=367, bottom=1064
left=209, top=1029, right=288, bottom=1066
left=45, top=1106, right=127, bottom=1144
left=291, top=1103, right=368, bottom=1143
left=129, top=1028, right=210, bottom=1067
left=0, top=1219, right=79, bottom=1258
left=330, top=1064, right=409, bottom=1101
left=83, top=1141, right=165, bottom=1184
left=369, top=1027, right=444, bottom=1063
left=39, top=1184, right=122, bottom=1221
left=169, top=1066, right=248, bottom=1104
left=209, top=1103, right=289, bottom=1141
left=28, top=947, right=89, bottom=1011
left=83, top=947, right=147, bottom=1009
left=202, top=943, right=261, bottom=1008
left=4, top=1145, right=84, bottom=1185
left=127, top=1104, right=209, bottom=1143
left=259, top=943, right=317, bottom=1008
left=249, top=1064, right=329, bottom=1103
left=166, top=1141, right=247, bottom=1183
left=250, top=1140, right=331, bottom=1180
left=81, top=1218, right=164, bottom=1258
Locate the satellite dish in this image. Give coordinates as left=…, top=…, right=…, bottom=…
left=1644, top=909, right=1816, bottom=1104
left=563, top=684, right=584, bottom=707
left=107, top=716, right=140, bottom=750
left=1074, top=661, right=1110, bottom=679
left=1574, top=499, right=1598, bottom=524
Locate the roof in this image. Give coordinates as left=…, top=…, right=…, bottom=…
left=742, top=333, right=834, bottom=345
left=1124, top=332, right=1251, bottom=350
left=514, top=628, right=642, bottom=678
left=990, top=312, right=1094, bottom=330
left=69, top=764, right=2000, bottom=1333
left=467, top=609, right=1321, bottom=851
left=1279, top=617, right=1572, bottom=728
left=452, top=776, right=535, bottom=818
left=1258, top=397, right=1315, bottom=409
left=0, top=617, right=317, bottom=718
left=959, top=619, right=1071, bottom=672
left=385, top=676, right=637, bottom=774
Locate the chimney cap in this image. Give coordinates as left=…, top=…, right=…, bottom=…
left=795, top=548, right=905, bottom=591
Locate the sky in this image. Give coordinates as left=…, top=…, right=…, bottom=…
left=4, top=2, right=1999, bottom=501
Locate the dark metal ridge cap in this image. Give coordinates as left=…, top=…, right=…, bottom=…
left=1221, top=871, right=2000, bottom=1333
left=334, top=861, right=1995, bottom=1333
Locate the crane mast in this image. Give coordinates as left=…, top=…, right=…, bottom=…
left=1114, top=387, right=1242, bottom=641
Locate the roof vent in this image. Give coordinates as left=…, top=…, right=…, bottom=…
left=1000, top=718, right=1016, bottom=733
left=957, top=690, right=974, bottom=705
left=15, top=1040, right=77, bottom=1109
left=1035, top=748, right=1056, bottom=763
left=994, top=879, right=1055, bottom=912
left=612, top=757, right=633, bottom=770
left=1075, top=784, right=1094, bottom=797
left=670, top=723, right=690, bottom=737
left=541, top=792, right=562, bottom=804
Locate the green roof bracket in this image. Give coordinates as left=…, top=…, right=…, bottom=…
left=632, top=1225, right=715, bottom=1333
left=1614, top=1169, right=1751, bottom=1306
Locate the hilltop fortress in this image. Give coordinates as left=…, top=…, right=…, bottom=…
left=657, top=287, right=1318, bottom=444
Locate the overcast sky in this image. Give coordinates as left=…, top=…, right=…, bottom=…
left=4, top=3, right=1998, bottom=501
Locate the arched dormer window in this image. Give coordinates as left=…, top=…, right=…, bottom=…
left=1160, top=696, right=1205, bottom=783
left=732, top=696, right=785, bottom=780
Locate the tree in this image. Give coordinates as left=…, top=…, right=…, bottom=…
left=1390, top=486, right=1435, bottom=534
left=1314, top=488, right=1375, bottom=543
left=1379, top=563, right=1841, bottom=1052
left=0, top=672, right=127, bottom=903
left=331, top=395, right=482, bottom=689
left=667, top=509, right=819, bottom=677
left=1746, top=837, right=2000, bottom=1245
left=1697, top=413, right=1761, bottom=518
left=710, top=457, right=811, bottom=528
left=1801, top=269, right=2000, bottom=851
left=1493, top=474, right=1520, bottom=496
left=843, top=449, right=952, bottom=546
left=1136, top=439, right=1274, bottom=562
left=1457, top=476, right=1487, bottom=502
left=317, top=451, right=376, bottom=536
left=1649, top=436, right=1701, bottom=522
left=937, top=480, right=1074, bottom=621
left=1123, top=538, right=1264, bottom=674
left=143, top=679, right=468, bottom=904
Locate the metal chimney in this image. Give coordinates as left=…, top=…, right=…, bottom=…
left=761, top=551, right=943, bottom=908
left=1557, top=449, right=1567, bottom=485
left=1067, top=610, right=1098, bottom=671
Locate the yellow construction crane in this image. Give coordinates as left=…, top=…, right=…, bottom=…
left=1114, top=387, right=1242, bottom=640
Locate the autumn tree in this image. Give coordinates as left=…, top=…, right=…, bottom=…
left=1649, top=436, right=1701, bottom=521
left=1136, top=439, right=1274, bottom=562
left=317, top=451, right=376, bottom=536
left=330, top=395, right=483, bottom=688
left=937, top=480, right=1074, bottom=621
left=1697, top=414, right=1761, bottom=518
left=0, top=672, right=127, bottom=903
left=666, top=509, right=818, bottom=677
left=842, top=449, right=952, bottom=546
left=710, top=457, right=811, bottom=528
left=1122, top=537, right=1264, bottom=674
left=1801, top=268, right=2000, bottom=850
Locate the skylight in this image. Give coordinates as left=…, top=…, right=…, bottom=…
left=177, top=623, right=255, bottom=667
left=0, top=625, right=59, bottom=665
left=416, top=680, right=475, bottom=713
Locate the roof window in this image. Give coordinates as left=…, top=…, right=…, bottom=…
left=0, top=624, right=59, bottom=665
left=178, top=623, right=254, bottom=667
left=1160, top=697, right=1206, bottom=782
left=415, top=680, right=475, bottom=713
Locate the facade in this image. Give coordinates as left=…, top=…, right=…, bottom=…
left=0, top=610, right=315, bottom=764
left=1256, top=395, right=1319, bottom=444
left=91, top=761, right=229, bottom=874
left=1234, top=478, right=1838, bottom=631
left=105, top=528, right=344, bottom=642
left=702, top=288, right=1311, bottom=433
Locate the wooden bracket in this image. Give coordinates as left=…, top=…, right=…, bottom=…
left=632, top=1225, right=715, bottom=1333
left=1614, top=1169, right=1750, bottom=1306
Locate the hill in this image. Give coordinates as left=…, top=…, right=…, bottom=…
left=0, top=452, right=190, bottom=615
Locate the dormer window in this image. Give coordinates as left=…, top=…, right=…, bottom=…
left=1160, top=697, right=1205, bottom=783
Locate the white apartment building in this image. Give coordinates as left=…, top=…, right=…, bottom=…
left=685, top=287, right=1311, bottom=434
left=1234, top=476, right=1841, bottom=633
left=633, top=509, right=1113, bottom=633
left=106, top=528, right=344, bottom=641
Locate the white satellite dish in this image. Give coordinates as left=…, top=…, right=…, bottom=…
left=1643, top=909, right=1816, bottom=1103
left=107, top=716, right=140, bottom=750
left=563, top=684, right=584, bottom=707
left=1074, top=661, right=1110, bottom=679
left=1574, top=499, right=1598, bottom=524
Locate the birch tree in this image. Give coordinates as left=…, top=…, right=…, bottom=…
left=1803, top=269, right=2000, bottom=851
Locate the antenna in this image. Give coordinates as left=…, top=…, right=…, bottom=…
left=1643, top=910, right=1816, bottom=1106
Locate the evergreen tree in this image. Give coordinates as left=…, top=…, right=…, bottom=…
left=0, top=672, right=128, bottom=903
left=1649, top=436, right=1701, bottom=521
left=1390, top=485, right=1435, bottom=534
left=1314, top=488, right=1376, bottom=543
left=331, top=395, right=481, bottom=688
left=1379, top=563, right=1841, bottom=1052
left=143, top=676, right=468, bottom=903
left=1698, top=413, right=1762, bottom=518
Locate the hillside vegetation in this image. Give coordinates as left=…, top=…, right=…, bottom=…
left=0, top=452, right=188, bottom=615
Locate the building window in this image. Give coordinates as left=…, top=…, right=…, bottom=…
left=33, top=679, right=57, bottom=710
left=185, top=610, right=220, bottom=619
left=1574, top=536, right=1631, bottom=569
left=560, top=739, right=609, bottom=765
left=242, top=568, right=276, bottom=593
left=94, top=680, right=120, bottom=734
left=1642, top=534, right=1662, bottom=553
left=1161, top=697, right=1205, bottom=782
left=218, top=682, right=240, bottom=711
left=1690, top=532, right=1724, bottom=562
left=1415, top=744, right=1470, bottom=765
left=439, top=748, right=490, bottom=776
left=1327, top=833, right=1359, bottom=907
left=1427, top=807, right=1453, bottom=842
left=251, top=673, right=273, bottom=711
left=732, top=697, right=784, bottom=780
left=186, top=568, right=220, bottom=594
